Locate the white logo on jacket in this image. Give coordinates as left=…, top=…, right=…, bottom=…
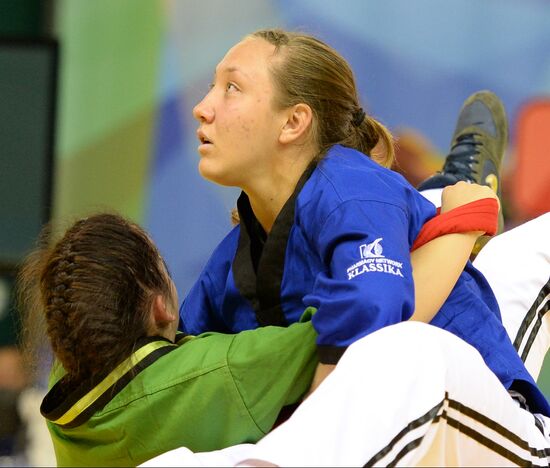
left=347, top=238, right=404, bottom=280
left=359, top=238, right=384, bottom=259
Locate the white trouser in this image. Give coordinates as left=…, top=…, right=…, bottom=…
left=142, top=322, right=550, bottom=467
left=424, top=188, right=550, bottom=380
left=473, top=213, right=550, bottom=381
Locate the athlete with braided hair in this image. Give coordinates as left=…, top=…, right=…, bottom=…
left=34, top=216, right=176, bottom=384
left=19, top=213, right=313, bottom=465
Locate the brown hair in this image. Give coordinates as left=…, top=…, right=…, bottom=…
left=250, top=28, right=395, bottom=167
left=17, top=213, right=173, bottom=384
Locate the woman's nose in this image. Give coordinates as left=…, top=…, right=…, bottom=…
left=193, top=97, right=214, bottom=123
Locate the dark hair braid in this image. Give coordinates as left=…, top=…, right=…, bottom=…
left=19, top=213, right=172, bottom=384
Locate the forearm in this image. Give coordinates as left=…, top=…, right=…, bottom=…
left=409, top=231, right=480, bottom=322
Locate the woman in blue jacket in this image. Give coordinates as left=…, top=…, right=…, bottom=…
left=171, top=28, right=550, bottom=465
left=183, top=28, right=546, bottom=406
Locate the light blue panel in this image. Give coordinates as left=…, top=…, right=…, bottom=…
left=156, top=33, right=184, bottom=102
left=144, top=96, right=233, bottom=296
left=145, top=39, right=233, bottom=295
left=169, top=0, right=284, bottom=85
left=278, top=0, right=550, bottom=78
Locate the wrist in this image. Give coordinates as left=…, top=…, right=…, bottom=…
left=412, top=198, right=499, bottom=251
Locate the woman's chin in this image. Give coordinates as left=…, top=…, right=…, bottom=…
left=198, top=162, right=235, bottom=187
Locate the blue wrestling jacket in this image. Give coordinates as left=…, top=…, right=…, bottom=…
left=180, top=144, right=550, bottom=416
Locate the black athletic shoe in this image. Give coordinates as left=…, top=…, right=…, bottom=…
left=417, top=90, right=507, bottom=255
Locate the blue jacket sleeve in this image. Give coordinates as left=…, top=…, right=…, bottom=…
left=303, top=199, right=415, bottom=364
left=179, top=227, right=242, bottom=335
left=179, top=269, right=230, bottom=335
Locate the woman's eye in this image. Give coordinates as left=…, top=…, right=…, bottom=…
left=226, top=82, right=238, bottom=92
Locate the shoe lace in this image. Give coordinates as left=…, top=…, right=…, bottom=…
left=442, top=133, right=481, bottom=182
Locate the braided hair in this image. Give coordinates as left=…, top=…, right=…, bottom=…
left=18, top=213, right=173, bottom=383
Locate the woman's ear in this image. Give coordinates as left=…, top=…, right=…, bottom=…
left=279, top=103, right=313, bottom=145
left=151, top=294, right=176, bottom=326
left=149, top=294, right=179, bottom=340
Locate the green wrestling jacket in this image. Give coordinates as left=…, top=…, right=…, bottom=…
left=40, top=315, right=317, bottom=467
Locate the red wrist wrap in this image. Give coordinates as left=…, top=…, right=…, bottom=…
left=411, top=198, right=499, bottom=252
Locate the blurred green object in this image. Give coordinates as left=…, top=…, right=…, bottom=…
left=538, top=353, right=550, bottom=399
left=0, top=274, right=19, bottom=347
